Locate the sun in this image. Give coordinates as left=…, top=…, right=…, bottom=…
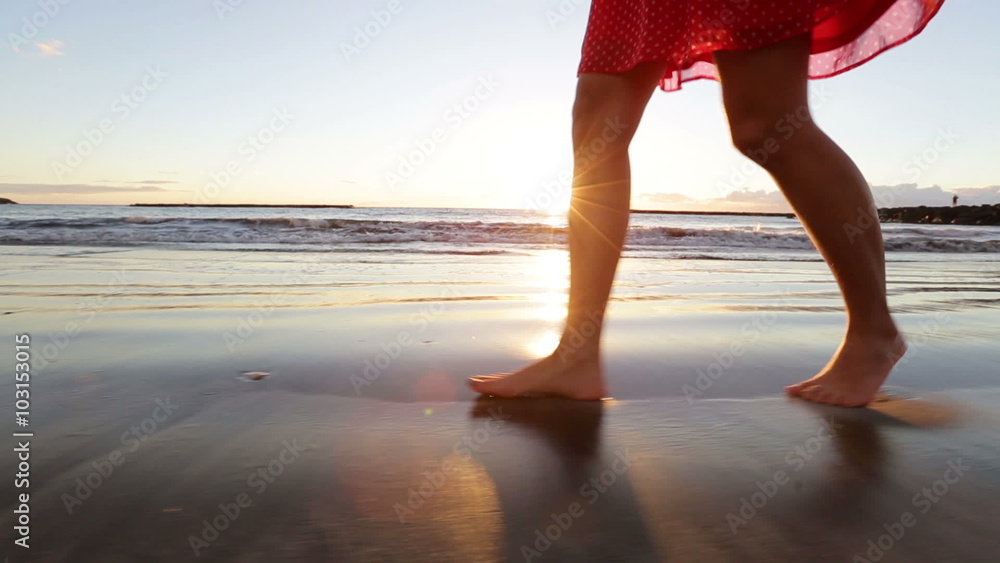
left=552, top=201, right=571, bottom=216
left=549, top=190, right=572, bottom=215
left=538, top=195, right=571, bottom=226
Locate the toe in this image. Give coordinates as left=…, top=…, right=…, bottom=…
left=785, top=383, right=804, bottom=396
left=797, top=384, right=818, bottom=397
left=810, top=386, right=840, bottom=405
left=785, top=379, right=815, bottom=396
left=842, top=394, right=870, bottom=408
left=796, top=385, right=816, bottom=400
left=800, top=385, right=832, bottom=405
left=468, top=374, right=506, bottom=386
left=825, top=391, right=849, bottom=407
left=467, top=377, right=499, bottom=393
left=468, top=377, right=519, bottom=398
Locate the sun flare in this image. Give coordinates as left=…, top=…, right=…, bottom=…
left=521, top=249, right=569, bottom=357
left=524, top=328, right=562, bottom=359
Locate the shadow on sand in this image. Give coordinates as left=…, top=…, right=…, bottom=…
left=470, top=397, right=661, bottom=562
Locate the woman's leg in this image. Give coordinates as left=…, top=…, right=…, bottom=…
left=468, top=61, right=668, bottom=399
left=713, top=35, right=906, bottom=407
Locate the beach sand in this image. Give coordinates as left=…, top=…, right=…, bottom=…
left=1, top=246, right=998, bottom=561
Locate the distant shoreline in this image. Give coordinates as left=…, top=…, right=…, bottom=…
left=130, top=203, right=355, bottom=209
left=878, top=204, right=1000, bottom=226
left=85, top=203, right=1000, bottom=225
left=127, top=203, right=792, bottom=217
left=630, top=209, right=796, bottom=218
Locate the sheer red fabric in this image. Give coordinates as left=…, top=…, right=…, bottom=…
left=578, top=0, right=946, bottom=91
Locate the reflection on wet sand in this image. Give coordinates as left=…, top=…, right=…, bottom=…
left=471, top=398, right=661, bottom=562
left=5, top=388, right=997, bottom=561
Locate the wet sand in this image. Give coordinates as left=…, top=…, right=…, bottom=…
left=1, top=380, right=999, bottom=562
left=1, top=247, right=998, bottom=561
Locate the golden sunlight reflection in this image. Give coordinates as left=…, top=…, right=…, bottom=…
left=532, top=248, right=569, bottom=292
left=334, top=427, right=502, bottom=560
left=527, top=248, right=569, bottom=350
left=537, top=302, right=567, bottom=323
left=541, top=208, right=569, bottom=227
left=524, top=327, right=561, bottom=358
left=412, top=371, right=456, bottom=402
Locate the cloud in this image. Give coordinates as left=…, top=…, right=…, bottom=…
left=638, top=184, right=1000, bottom=213
left=715, top=188, right=786, bottom=205
left=0, top=183, right=177, bottom=195
left=638, top=192, right=693, bottom=207
left=637, top=188, right=790, bottom=212
left=138, top=180, right=181, bottom=185
left=28, top=39, right=65, bottom=57
left=952, top=185, right=1000, bottom=202
left=95, top=179, right=181, bottom=185
left=870, top=184, right=1000, bottom=207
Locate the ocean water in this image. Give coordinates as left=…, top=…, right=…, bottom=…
left=1, top=205, right=998, bottom=400
left=1, top=205, right=998, bottom=262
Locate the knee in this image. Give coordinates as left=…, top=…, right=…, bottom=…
left=729, top=109, right=815, bottom=169
left=729, top=117, right=783, bottom=168
left=571, top=89, right=639, bottom=155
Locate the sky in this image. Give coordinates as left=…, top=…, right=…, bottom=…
left=1, top=0, right=998, bottom=212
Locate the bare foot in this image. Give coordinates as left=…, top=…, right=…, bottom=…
left=786, top=330, right=907, bottom=407
left=468, top=351, right=607, bottom=400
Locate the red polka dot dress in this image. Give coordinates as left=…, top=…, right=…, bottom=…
left=578, top=0, right=946, bottom=91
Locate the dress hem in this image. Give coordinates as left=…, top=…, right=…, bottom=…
left=576, top=0, right=945, bottom=92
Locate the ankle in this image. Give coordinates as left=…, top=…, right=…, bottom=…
left=553, top=341, right=600, bottom=364
left=846, top=320, right=900, bottom=341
